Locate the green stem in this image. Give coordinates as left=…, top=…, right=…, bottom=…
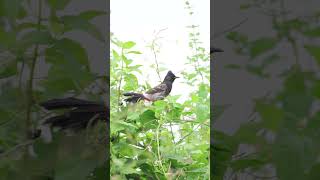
left=25, top=0, right=42, bottom=143
left=117, top=48, right=124, bottom=110
left=156, top=122, right=166, bottom=177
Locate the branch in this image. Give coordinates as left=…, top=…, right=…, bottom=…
left=25, top=0, right=42, bottom=142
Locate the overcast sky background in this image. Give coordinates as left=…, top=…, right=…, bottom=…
left=111, top=0, right=210, bottom=102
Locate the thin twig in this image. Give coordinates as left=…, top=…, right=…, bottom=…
left=85, top=114, right=100, bottom=142
left=176, top=123, right=202, bottom=144
left=150, top=28, right=167, bottom=82
left=0, top=139, right=35, bottom=158
left=213, top=17, right=248, bottom=39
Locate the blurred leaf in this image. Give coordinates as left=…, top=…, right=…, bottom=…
left=304, top=45, right=320, bottom=65
left=46, top=38, right=89, bottom=66
left=307, top=163, right=320, bottom=180
left=61, top=14, right=105, bottom=41
left=234, top=122, right=262, bottom=144
left=231, top=158, right=265, bottom=171
left=0, top=60, right=17, bottom=78
left=0, top=0, right=26, bottom=19
left=79, top=10, right=106, bottom=20
left=0, top=28, right=16, bottom=49
left=303, top=27, right=320, bottom=37
left=47, top=0, right=72, bottom=10
left=311, top=80, right=320, bottom=99
left=20, top=30, right=54, bottom=47
left=255, top=100, right=284, bottom=131
left=211, top=130, right=238, bottom=180
left=261, top=53, right=280, bottom=67
left=211, top=104, right=230, bottom=122
left=249, top=37, right=277, bottom=58
left=273, top=130, right=317, bottom=180
left=245, top=64, right=269, bottom=78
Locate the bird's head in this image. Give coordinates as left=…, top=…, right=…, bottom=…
left=164, top=70, right=179, bottom=83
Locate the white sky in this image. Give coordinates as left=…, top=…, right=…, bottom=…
left=111, top=0, right=210, bottom=102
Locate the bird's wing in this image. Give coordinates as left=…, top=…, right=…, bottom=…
left=146, top=83, right=167, bottom=94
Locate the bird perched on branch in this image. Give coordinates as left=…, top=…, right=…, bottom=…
left=40, top=97, right=108, bottom=131
left=123, top=70, right=179, bottom=103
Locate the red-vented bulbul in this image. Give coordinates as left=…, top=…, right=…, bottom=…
left=123, top=70, right=179, bottom=103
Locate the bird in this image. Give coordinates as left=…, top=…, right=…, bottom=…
left=39, top=97, right=108, bottom=131
left=210, top=47, right=224, bottom=54
left=123, top=70, right=179, bottom=103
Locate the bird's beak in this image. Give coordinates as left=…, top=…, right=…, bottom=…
left=175, top=76, right=180, bottom=79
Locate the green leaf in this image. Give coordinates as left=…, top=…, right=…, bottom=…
left=234, top=122, right=262, bottom=144
left=128, top=51, right=142, bottom=54
left=46, top=38, right=89, bottom=66
left=15, top=22, right=47, bottom=32
left=255, top=100, right=284, bottom=131
left=49, top=19, right=65, bottom=36
left=0, top=0, right=27, bottom=19
left=139, top=110, right=158, bottom=130
left=122, top=41, right=136, bottom=49
left=304, top=45, right=320, bottom=65
left=211, top=104, right=230, bottom=122
left=311, top=80, right=320, bottom=99
left=20, top=30, right=54, bottom=47
left=47, top=0, right=72, bottom=10
left=261, top=53, right=280, bottom=68
left=79, top=10, right=106, bottom=20
left=272, top=131, right=317, bottom=180
left=245, top=65, right=269, bottom=78
left=0, top=60, right=17, bottom=78
left=0, top=27, right=16, bottom=49
left=250, top=37, right=277, bottom=58
left=123, top=74, right=138, bottom=91
left=303, top=27, right=320, bottom=37
left=231, top=158, right=265, bottom=171
left=211, top=130, right=238, bottom=180
left=61, top=15, right=105, bottom=41
left=196, top=103, right=209, bottom=122
left=307, top=163, right=320, bottom=180
left=111, top=121, right=138, bottom=134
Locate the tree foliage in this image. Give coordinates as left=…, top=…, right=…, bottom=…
left=110, top=1, right=211, bottom=179
left=0, top=0, right=107, bottom=179
left=213, top=0, right=320, bottom=179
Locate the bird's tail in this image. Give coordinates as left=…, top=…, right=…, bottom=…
left=210, top=47, right=224, bottom=53
left=123, top=92, right=145, bottom=103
